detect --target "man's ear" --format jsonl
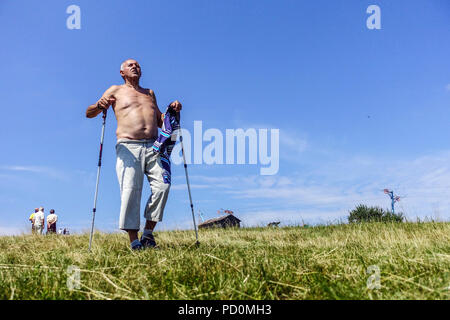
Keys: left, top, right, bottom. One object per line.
{"left": 120, "top": 70, "right": 125, "bottom": 77}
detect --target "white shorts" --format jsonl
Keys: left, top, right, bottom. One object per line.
{"left": 116, "top": 138, "right": 170, "bottom": 230}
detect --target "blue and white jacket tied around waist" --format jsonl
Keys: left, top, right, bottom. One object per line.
{"left": 152, "top": 107, "right": 180, "bottom": 184}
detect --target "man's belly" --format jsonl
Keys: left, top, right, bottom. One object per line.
{"left": 113, "top": 105, "right": 159, "bottom": 140}
{"left": 116, "top": 125, "right": 158, "bottom": 140}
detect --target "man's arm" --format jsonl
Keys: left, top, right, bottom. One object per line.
{"left": 149, "top": 89, "right": 182, "bottom": 127}
{"left": 149, "top": 89, "right": 164, "bottom": 128}
{"left": 86, "top": 85, "right": 118, "bottom": 118}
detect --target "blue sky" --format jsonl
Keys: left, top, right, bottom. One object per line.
{"left": 0, "top": 0, "right": 449, "bottom": 235}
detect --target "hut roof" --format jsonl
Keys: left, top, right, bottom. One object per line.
{"left": 198, "top": 214, "right": 241, "bottom": 227}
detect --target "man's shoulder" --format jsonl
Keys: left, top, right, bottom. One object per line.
{"left": 105, "top": 84, "right": 122, "bottom": 94}
{"left": 146, "top": 89, "right": 156, "bottom": 98}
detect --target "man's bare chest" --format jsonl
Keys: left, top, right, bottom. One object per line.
{"left": 114, "top": 89, "right": 156, "bottom": 111}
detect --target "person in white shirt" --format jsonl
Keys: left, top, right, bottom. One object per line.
{"left": 33, "top": 207, "right": 45, "bottom": 235}
{"left": 46, "top": 209, "right": 58, "bottom": 234}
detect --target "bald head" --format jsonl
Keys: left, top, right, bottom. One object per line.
{"left": 120, "top": 59, "right": 141, "bottom": 81}
{"left": 120, "top": 59, "right": 131, "bottom": 71}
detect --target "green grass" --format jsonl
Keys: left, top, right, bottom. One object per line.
{"left": 0, "top": 222, "right": 449, "bottom": 300}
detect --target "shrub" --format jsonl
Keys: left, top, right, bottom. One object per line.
{"left": 348, "top": 204, "right": 404, "bottom": 223}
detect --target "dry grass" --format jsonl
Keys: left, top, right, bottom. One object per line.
{"left": 0, "top": 222, "right": 449, "bottom": 300}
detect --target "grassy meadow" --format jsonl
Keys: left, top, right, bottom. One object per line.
{"left": 0, "top": 222, "right": 449, "bottom": 300}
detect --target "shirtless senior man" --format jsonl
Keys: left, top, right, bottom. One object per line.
{"left": 86, "top": 59, "right": 182, "bottom": 250}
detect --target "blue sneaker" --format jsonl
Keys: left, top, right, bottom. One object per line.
{"left": 131, "top": 241, "right": 143, "bottom": 251}
{"left": 140, "top": 233, "right": 158, "bottom": 249}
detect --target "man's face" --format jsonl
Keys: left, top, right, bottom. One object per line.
{"left": 120, "top": 60, "right": 141, "bottom": 80}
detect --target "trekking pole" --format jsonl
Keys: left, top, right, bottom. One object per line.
{"left": 89, "top": 110, "right": 107, "bottom": 252}
{"left": 177, "top": 113, "right": 199, "bottom": 246}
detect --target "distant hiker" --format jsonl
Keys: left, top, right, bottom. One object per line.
{"left": 86, "top": 59, "right": 182, "bottom": 250}
{"left": 46, "top": 209, "right": 58, "bottom": 234}
{"left": 58, "top": 228, "right": 63, "bottom": 235}
{"left": 29, "top": 208, "right": 38, "bottom": 233}
{"left": 33, "top": 207, "right": 45, "bottom": 235}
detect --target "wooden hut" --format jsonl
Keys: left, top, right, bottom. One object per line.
{"left": 198, "top": 214, "right": 241, "bottom": 229}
